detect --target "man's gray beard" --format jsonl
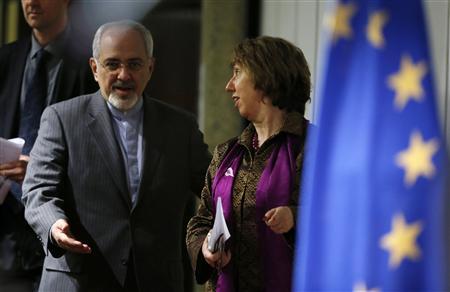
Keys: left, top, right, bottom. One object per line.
{"left": 108, "top": 92, "right": 139, "bottom": 112}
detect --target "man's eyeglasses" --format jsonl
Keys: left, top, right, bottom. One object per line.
{"left": 97, "top": 59, "right": 145, "bottom": 73}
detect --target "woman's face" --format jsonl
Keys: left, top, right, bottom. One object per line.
{"left": 225, "top": 63, "right": 265, "bottom": 121}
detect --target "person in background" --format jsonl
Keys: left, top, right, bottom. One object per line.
{"left": 22, "top": 20, "right": 211, "bottom": 291}
{"left": 0, "top": 0, "right": 97, "bottom": 290}
{"left": 186, "top": 36, "right": 311, "bottom": 291}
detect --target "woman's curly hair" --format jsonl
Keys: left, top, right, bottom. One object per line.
{"left": 232, "top": 36, "right": 311, "bottom": 114}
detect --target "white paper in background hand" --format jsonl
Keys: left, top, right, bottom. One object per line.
{"left": 0, "top": 137, "right": 25, "bottom": 204}
{"left": 0, "top": 137, "right": 24, "bottom": 164}
{"left": 208, "top": 197, "right": 231, "bottom": 252}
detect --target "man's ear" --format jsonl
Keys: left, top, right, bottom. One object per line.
{"left": 89, "top": 58, "right": 99, "bottom": 82}
{"left": 148, "top": 57, "right": 155, "bottom": 76}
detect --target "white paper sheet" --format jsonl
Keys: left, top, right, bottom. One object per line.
{"left": 207, "top": 197, "right": 231, "bottom": 252}
{"left": 0, "top": 137, "right": 24, "bottom": 164}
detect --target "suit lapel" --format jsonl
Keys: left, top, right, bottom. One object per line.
{"left": 87, "top": 92, "right": 131, "bottom": 208}
{"left": 134, "top": 98, "right": 163, "bottom": 208}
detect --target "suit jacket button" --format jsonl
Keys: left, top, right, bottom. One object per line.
{"left": 121, "top": 258, "right": 128, "bottom": 266}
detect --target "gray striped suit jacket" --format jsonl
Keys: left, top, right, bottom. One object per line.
{"left": 22, "top": 91, "right": 211, "bottom": 291}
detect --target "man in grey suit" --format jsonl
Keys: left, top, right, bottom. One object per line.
{"left": 22, "top": 20, "right": 211, "bottom": 291}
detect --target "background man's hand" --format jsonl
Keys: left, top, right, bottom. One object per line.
{"left": 51, "top": 219, "right": 92, "bottom": 254}
{"left": 0, "top": 155, "right": 29, "bottom": 183}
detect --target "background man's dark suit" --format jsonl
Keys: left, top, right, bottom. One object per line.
{"left": 0, "top": 35, "right": 96, "bottom": 139}
{"left": 0, "top": 34, "right": 97, "bottom": 282}
{"left": 22, "top": 92, "right": 211, "bottom": 291}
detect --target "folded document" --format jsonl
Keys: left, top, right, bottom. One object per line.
{"left": 207, "top": 196, "right": 231, "bottom": 253}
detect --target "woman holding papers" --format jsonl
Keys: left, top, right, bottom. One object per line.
{"left": 186, "top": 36, "right": 311, "bottom": 291}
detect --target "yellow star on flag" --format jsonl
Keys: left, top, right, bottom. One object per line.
{"left": 324, "top": 2, "right": 357, "bottom": 42}
{"left": 396, "top": 131, "right": 439, "bottom": 187}
{"left": 353, "top": 282, "right": 380, "bottom": 292}
{"left": 387, "top": 55, "right": 427, "bottom": 110}
{"left": 366, "top": 10, "right": 389, "bottom": 48}
{"left": 380, "top": 213, "right": 422, "bottom": 269}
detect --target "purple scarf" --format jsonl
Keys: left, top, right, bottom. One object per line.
{"left": 211, "top": 134, "right": 301, "bottom": 292}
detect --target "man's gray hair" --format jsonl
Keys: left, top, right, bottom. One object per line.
{"left": 92, "top": 20, "right": 153, "bottom": 59}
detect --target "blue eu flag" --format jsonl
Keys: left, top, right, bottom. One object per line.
{"left": 294, "top": 0, "right": 448, "bottom": 290}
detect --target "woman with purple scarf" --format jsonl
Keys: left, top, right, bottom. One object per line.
{"left": 186, "top": 36, "right": 311, "bottom": 292}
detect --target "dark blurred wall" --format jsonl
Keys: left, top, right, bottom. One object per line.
{"left": 142, "top": 2, "right": 201, "bottom": 115}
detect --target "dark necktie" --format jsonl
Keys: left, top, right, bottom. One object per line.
{"left": 19, "top": 49, "right": 50, "bottom": 155}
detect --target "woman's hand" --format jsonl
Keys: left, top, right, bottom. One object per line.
{"left": 201, "top": 231, "right": 231, "bottom": 269}
{"left": 263, "top": 206, "right": 294, "bottom": 234}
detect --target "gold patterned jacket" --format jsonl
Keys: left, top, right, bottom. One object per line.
{"left": 186, "top": 112, "right": 308, "bottom": 291}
